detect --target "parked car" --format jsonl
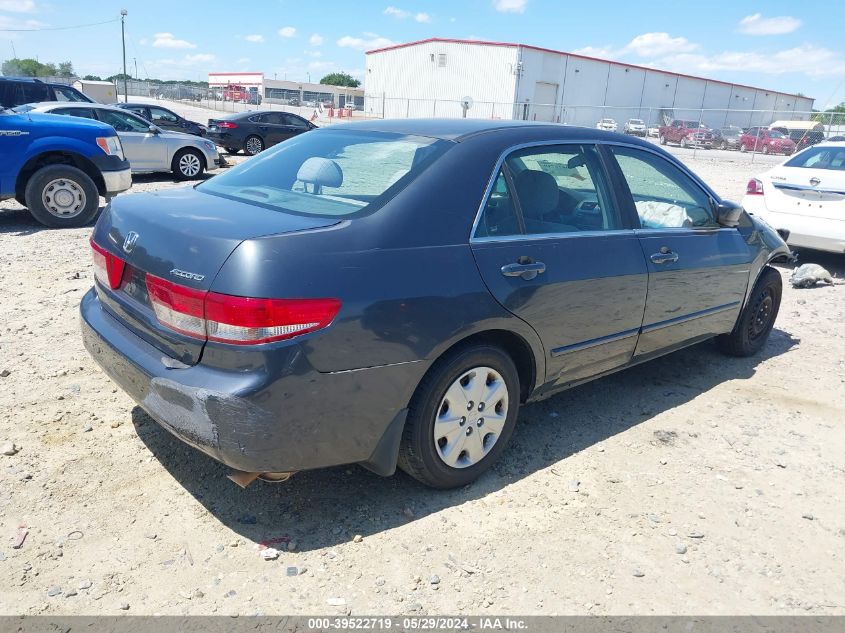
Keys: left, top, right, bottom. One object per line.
{"left": 740, "top": 127, "right": 796, "bottom": 155}
{"left": 647, "top": 123, "right": 661, "bottom": 138}
{"left": 207, "top": 110, "right": 316, "bottom": 155}
{"left": 81, "top": 119, "right": 790, "bottom": 490}
{"left": 17, "top": 102, "right": 223, "bottom": 180}
{"left": 743, "top": 141, "right": 845, "bottom": 253}
{"left": 826, "top": 136, "right": 845, "bottom": 142}
{"left": 770, "top": 127, "right": 826, "bottom": 152}
{"left": 117, "top": 102, "right": 207, "bottom": 136}
{"left": 596, "top": 118, "right": 617, "bottom": 132}
{"left": 623, "top": 118, "right": 647, "bottom": 136}
{"left": 659, "top": 120, "right": 714, "bottom": 148}
{"left": 0, "top": 76, "right": 94, "bottom": 109}
{"left": 713, "top": 126, "right": 744, "bottom": 151}
{"left": 1, "top": 105, "right": 130, "bottom": 227}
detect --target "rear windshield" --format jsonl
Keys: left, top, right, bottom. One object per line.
{"left": 197, "top": 129, "right": 450, "bottom": 218}
{"left": 784, "top": 146, "right": 845, "bottom": 170}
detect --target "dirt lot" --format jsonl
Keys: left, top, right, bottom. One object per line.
{"left": 1, "top": 140, "right": 844, "bottom": 616}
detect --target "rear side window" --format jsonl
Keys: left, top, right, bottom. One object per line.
{"left": 53, "top": 107, "right": 97, "bottom": 119}
{"left": 474, "top": 170, "right": 520, "bottom": 238}
{"left": 197, "top": 129, "right": 450, "bottom": 218}
{"left": 609, "top": 146, "right": 717, "bottom": 229}
{"left": 784, "top": 147, "right": 845, "bottom": 170}
{"left": 6, "top": 81, "right": 50, "bottom": 107}
{"left": 149, "top": 107, "right": 179, "bottom": 123}
{"left": 96, "top": 109, "right": 151, "bottom": 133}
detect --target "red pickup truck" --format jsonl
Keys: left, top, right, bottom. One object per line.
{"left": 659, "top": 120, "right": 715, "bottom": 149}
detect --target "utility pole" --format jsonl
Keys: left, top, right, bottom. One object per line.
{"left": 133, "top": 57, "right": 137, "bottom": 80}
{"left": 120, "top": 9, "right": 128, "bottom": 102}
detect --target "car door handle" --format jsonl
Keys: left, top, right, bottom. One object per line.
{"left": 501, "top": 261, "right": 546, "bottom": 280}
{"left": 650, "top": 251, "right": 679, "bottom": 264}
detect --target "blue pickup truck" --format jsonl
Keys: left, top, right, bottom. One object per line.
{"left": 1, "top": 107, "right": 131, "bottom": 227}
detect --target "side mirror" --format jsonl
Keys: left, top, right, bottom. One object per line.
{"left": 715, "top": 200, "right": 743, "bottom": 227}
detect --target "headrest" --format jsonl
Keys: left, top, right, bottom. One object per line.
{"left": 513, "top": 169, "right": 559, "bottom": 217}
{"left": 296, "top": 157, "right": 343, "bottom": 188}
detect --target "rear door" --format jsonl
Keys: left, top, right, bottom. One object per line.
{"left": 763, "top": 145, "right": 845, "bottom": 220}
{"left": 606, "top": 145, "right": 753, "bottom": 357}
{"left": 470, "top": 143, "right": 648, "bottom": 388}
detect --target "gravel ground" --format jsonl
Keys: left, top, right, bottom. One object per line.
{"left": 1, "top": 127, "right": 843, "bottom": 616}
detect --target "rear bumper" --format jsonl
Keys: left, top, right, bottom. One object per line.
{"left": 101, "top": 168, "right": 132, "bottom": 196}
{"left": 744, "top": 201, "right": 845, "bottom": 253}
{"left": 80, "top": 288, "right": 420, "bottom": 475}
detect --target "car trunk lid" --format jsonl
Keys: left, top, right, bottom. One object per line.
{"left": 91, "top": 187, "right": 340, "bottom": 365}
{"left": 764, "top": 165, "right": 845, "bottom": 221}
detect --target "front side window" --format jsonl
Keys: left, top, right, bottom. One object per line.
{"left": 96, "top": 109, "right": 152, "bottom": 133}
{"left": 150, "top": 107, "right": 178, "bottom": 123}
{"left": 609, "top": 146, "right": 717, "bottom": 229}
{"left": 785, "top": 147, "right": 845, "bottom": 170}
{"left": 282, "top": 113, "right": 308, "bottom": 128}
{"left": 52, "top": 85, "right": 89, "bottom": 102}
{"left": 53, "top": 107, "right": 97, "bottom": 119}
{"left": 197, "top": 129, "right": 450, "bottom": 218}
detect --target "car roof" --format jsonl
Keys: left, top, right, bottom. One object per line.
{"left": 23, "top": 101, "right": 124, "bottom": 112}
{"left": 319, "top": 118, "right": 657, "bottom": 142}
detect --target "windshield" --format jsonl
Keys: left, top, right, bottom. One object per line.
{"left": 629, "top": 119, "right": 644, "bottom": 125}
{"left": 197, "top": 129, "right": 451, "bottom": 218}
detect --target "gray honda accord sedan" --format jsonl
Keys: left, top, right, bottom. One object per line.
{"left": 81, "top": 119, "right": 791, "bottom": 489}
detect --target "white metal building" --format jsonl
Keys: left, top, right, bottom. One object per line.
{"left": 364, "top": 38, "right": 814, "bottom": 129}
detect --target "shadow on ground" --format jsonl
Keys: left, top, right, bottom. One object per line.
{"left": 0, "top": 204, "right": 106, "bottom": 236}
{"left": 132, "top": 329, "right": 799, "bottom": 551}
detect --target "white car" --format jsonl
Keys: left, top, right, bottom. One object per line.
{"left": 742, "top": 141, "right": 845, "bottom": 253}
{"left": 16, "top": 102, "right": 223, "bottom": 180}
{"left": 624, "top": 118, "right": 647, "bottom": 136}
{"left": 647, "top": 124, "right": 660, "bottom": 138}
{"left": 596, "top": 118, "right": 618, "bottom": 132}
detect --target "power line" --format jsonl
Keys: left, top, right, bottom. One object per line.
{"left": 0, "top": 17, "right": 119, "bottom": 32}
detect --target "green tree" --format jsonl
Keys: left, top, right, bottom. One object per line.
{"left": 319, "top": 72, "right": 360, "bottom": 88}
{"left": 107, "top": 72, "right": 132, "bottom": 82}
{"left": 57, "top": 61, "right": 75, "bottom": 77}
{"left": 811, "top": 102, "right": 845, "bottom": 126}
{"left": 82, "top": 74, "right": 103, "bottom": 81}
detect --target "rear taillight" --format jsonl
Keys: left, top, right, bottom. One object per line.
{"left": 746, "top": 178, "right": 764, "bottom": 196}
{"left": 145, "top": 274, "right": 340, "bottom": 345}
{"left": 90, "top": 238, "right": 126, "bottom": 289}
{"left": 217, "top": 121, "right": 238, "bottom": 129}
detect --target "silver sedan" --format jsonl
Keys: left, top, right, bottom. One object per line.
{"left": 17, "top": 102, "right": 223, "bottom": 180}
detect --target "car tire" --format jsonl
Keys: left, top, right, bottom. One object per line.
{"left": 244, "top": 135, "right": 264, "bottom": 156}
{"left": 24, "top": 164, "right": 100, "bottom": 228}
{"left": 717, "top": 267, "right": 782, "bottom": 358}
{"left": 659, "top": 134, "right": 666, "bottom": 145}
{"left": 172, "top": 148, "right": 205, "bottom": 180}
{"left": 225, "top": 147, "right": 239, "bottom": 155}
{"left": 740, "top": 143, "right": 748, "bottom": 153}
{"left": 720, "top": 141, "right": 728, "bottom": 150}
{"left": 762, "top": 145, "right": 770, "bottom": 155}
{"left": 680, "top": 137, "right": 689, "bottom": 149}
{"left": 398, "top": 344, "right": 520, "bottom": 489}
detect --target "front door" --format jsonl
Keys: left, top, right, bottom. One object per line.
{"left": 470, "top": 143, "right": 648, "bottom": 387}
{"left": 605, "top": 145, "right": 753, "bottom": 357}
{"left": 95, "top": 109, "right": 167, "bottom": 172}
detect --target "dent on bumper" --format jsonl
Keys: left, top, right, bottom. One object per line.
{"left": 80, "top": 289, "right": 421, "bottom": 474}
{"left": 102, "top": 168, "right": 132, "bottom": 195}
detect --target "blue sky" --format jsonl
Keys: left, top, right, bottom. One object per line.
{"left": 1, "top": 0, "right": 844, "bottom": 107}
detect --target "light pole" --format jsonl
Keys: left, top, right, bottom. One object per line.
{"left": 133, "top": 57, "right": 138, "bottom": 80}
{"left": 120, "top": 9, "right": 128, "bottom": 102}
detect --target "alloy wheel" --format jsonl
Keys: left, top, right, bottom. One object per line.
{"left": 178, "top": 153, "right": 202, "bottom": 178}
{"left": 432, "top": 366, "right": 508, "bottom": 469}
{"left": 245, "top": 136, "right": 264, "bottom": 155}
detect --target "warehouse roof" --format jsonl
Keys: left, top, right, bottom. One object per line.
{"left": 366, "top": 38, "right": 810, "bottom": 101}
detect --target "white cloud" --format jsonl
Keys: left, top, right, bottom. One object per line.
{"left": 0, "top": 14, "right": 42, "bottom": 29}
{"left": 244, "top": 34, "right": 264, "bottom": 43}
{"left": 309, "top": 33, "right": 324, "bottom": 46}
{"left": 152, "top": 32, "right": 196, "bottom": 49}
{"left": 384, "top": 6, "right": 409, "bottom": 18}
{"left": 278, "top": 26, "right": 296, "bottom": 38}
{"left": 183, "top": 53, "right": 215, "bottom": 65}
{"left": 415, "top": 12, "right": 431, "bottom": 23}
{"left": 493, "top": 0, "right": 527, "bottom": 13}
{"left": 305, "top": 49, "right": 322, "bottom": 58}
{"left": 739, "top": 13, "right": 802, "bottom": 36}
{"left": 571, "top": 45, "right": 618, "bottom": 59}
{"left": 0, "top": 0, "right": 36, "bottom": 12}
{"left": 624, "top": 32, "right": 698, "bottom": 57}
{"left": 337, "top": 34, "right": 396, "bottom": 50}
{"left": 659, "top": 45, "right": 845, "bottom": 78}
